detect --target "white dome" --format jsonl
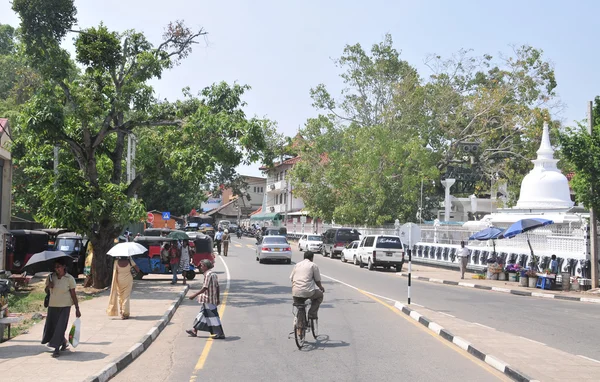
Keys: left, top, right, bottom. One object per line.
{"left": 515, "top": 122, "right": 574, "bottom": 210}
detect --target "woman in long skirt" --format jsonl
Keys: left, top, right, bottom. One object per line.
{"left": 180, "top": 240, "right": 191, "bottom": 285}
{"left": 107, "top": 257, "right": 141, "bottom": 319}
{"left": 42, "top": 258, "right": 81, "bottom": 357}
{"left": 186, "top": 260, "right": 225, "bottom": 339}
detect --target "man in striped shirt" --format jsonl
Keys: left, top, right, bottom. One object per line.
{"left": 186, "top": 260, "right": 225, "bottom": 339}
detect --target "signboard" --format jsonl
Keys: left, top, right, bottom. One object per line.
{"left": 162, "top": 212, "right": 171, "bottom": 220}
{"left": 147, "top": 212, "right": 154, "bottom": 224}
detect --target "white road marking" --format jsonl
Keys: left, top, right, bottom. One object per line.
{"left": 518, "top": 336, "right": 546, "bottom": 346}
{"left": 578, "top": 355, "right": 600, "bottom": 364}
{"left": 473, "top": 322, "right": 493, "bottom": 330}
{"left": 438, "top": 312, "right": 455, "bottom": 318}
{"left": 411, "top": 303, "right": 424, "bottom": 307}
{"left": 321, "top": 274, "right": 396, "bottom": 302}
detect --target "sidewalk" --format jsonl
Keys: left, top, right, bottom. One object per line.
{"left": 394, "top": 301, "right": 600, "bottom": 381}
{"left": 0, "top": 276, "right": 189, "bottom": 382}
{"left": 399, "top": 263, "right": 600, "bottom": 304}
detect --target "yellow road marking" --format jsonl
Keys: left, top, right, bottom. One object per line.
{"left": 328, "top": 278, "right": 508, "bottom": 381}
{"left": 234, "top": 244, "right": 241, "bottom": 248}
{"left": 189, "top": 256, "right": 231, "bottom": 381}
{"left": 246, "top": 244, "right": 254, "bottom": 249}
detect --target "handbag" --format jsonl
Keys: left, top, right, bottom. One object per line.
{"left": 44, "top": 274, "right": 52, "bottom": 308}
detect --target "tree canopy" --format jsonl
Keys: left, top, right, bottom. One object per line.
{"left": 292, "top": 34, "right": 561, "bottom": 225}
{"left": 10, "top": 0, "right": 275, "bottom": 287}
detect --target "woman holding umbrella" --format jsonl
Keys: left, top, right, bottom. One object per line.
{"left": 106, "top": 243, "right": 144, "bottom": 319}
{"left": 42, "top": 257, "right": 81, "bottom": 357}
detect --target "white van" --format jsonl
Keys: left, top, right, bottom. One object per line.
{"left": 357, "top": 235, "right": 406, "bottom": 271}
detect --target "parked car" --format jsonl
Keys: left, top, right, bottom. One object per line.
{"left": 298, "top": 234, "right": 323, "bottom": 252}
{"left": 321, "top": 228, "right": 361, "bottom": 258}
{"left": 357, "top": 235, "right": 406, "bottom": 271}
{"left": 256, "top": 236, "right": 292, "bottom": 264}
{"left": 341, "top": 240, "right": 361, "bottom": 263}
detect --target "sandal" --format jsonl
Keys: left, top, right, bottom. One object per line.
{"left": 60, "top": 341, "right": 69, "bottom": 351}
{"left": 186, "top": 329, "right": 197, "bottom": 337}
{"left": 52, "top": 349, "right": 60, "bottom": 357}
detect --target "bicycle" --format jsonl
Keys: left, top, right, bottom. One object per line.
{"left": 291, "top": 298, "right": 318, "bottom": 349}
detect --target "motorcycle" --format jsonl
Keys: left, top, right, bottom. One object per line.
{"left": 236, "top": 230, "right": 242, "bottom": 239}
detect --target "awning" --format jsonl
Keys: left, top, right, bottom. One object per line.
{"left": 287, "top": 210, "right": 310, "bottom": 216}
{"left": 250, "top": 213, "right": 282, "bottom": 221}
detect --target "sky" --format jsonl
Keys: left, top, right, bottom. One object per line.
{"left": 0, "top": 0, "right": 597, "bottom": 177}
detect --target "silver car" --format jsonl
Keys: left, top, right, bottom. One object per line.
{"left": 256, "top": 236, "right": 292, "bottom": 264}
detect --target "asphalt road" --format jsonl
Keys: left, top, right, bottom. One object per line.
{"left": 113, "top": 237, "right": 507, "bottom": 382}
{"left": 304, "top": 242, "right": 600, "bottom": 361}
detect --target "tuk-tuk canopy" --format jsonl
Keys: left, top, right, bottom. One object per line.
{"left": 143, "top": 228, "right": 173, "bottom": 237}
{"left": 57, "top": 232, "right": 82, "bottom": 239}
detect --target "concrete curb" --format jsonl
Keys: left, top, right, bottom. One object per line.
{"left": 84, "top": 284, "right": 190, "bottom": 382}
{"left": 398, "top": 273, "right": 600, "bottom": 304}
{"left": 393, "top": 301, "right": 537, "bottom": 382}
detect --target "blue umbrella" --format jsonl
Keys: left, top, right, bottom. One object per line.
{"left": 200, "top": 223, "right": 212, "bottom": 228}
{"left": 500, "top": 218, "right": 553, "bottom": 239}
{"left": 469, "top": 227, "right": 504, "bottom": 258}
{"left": 469, "top": 227, "right": 503, "bottom": 241}
{"left": 500, "top": 218, "right": 553, "bottom": 260}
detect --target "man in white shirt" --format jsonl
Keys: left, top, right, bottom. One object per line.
{"left": 458, "top": 241, "right": 470, "bottom": 279}
{"left": 290, "top": 252, "right": 325, "bottom": 319}
{"left": 214, "top": 228, "right": 224, "bottom": 256}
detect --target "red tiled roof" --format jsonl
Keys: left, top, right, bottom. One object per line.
{"left": 250, "top": 206, "right": 262, "bottom": 216}
{"left": 259, "top": 156, "right": 302, "bottom": 171}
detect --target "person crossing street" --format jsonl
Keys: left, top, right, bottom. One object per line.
{"left": 214, "top": 227, "right": 224, "bottom": 256}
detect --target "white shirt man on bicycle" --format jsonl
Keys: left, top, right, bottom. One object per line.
{"left": 290, "top": 251, "right": 325, "bottom": 319}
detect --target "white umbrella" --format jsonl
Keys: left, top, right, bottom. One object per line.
{"left": 107, "top": 242, "right": 148, "bottom": 257}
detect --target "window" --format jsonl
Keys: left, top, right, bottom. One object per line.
{"left": 376, "top": 236, "right": 403, "bottom": 249}
{"left": 253, "top": 187, "right": 256, "bottom": 193}
{"left": 260, "top": 187, "right": 263, "bottom": 193}
{"left": 364, "top": 236, "right": 375, "bottom": 247}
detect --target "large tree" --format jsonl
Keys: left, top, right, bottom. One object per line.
{"left": 293, "top": 35, "right": 560, "bottom": 225}
{"left": 558, "top": 97, "right": 600, "bottom": 216}
{"left": 12, "top": 0, "right": 272, "bottom": 287}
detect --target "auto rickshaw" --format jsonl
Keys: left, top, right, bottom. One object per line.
{"left": 191, "top": 234, "right": 214, "bottom": 270}
{"left": 55, "top": 232, "right": 87, "bottom": 277}
{"left": 131, "top": 236, "right": 197, "bottom": 280}
{"left": 6, "top": 230, "right": 49, "bottom": 273}
{"left": 143, "top": 228, "right": 172, "bottom": 237}
{"left": 40, "top": 228, "right": 70, "bottom": 249}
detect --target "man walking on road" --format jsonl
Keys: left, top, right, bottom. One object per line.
{"left": 214, "top": 227, "right": 224, "bottom": 256}
{"left": 222, "top": 229, "right": 230, "bottom": 256}
{"left": 458, "top": 241, "right": 470, "bottom": 279}
{"left": 290, "top": 252, "right": 325, "bottom": 320}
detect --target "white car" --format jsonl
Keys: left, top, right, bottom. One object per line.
{"left": 357, "top": 235, "right": 406, "bottom": 271}
{"left": 256, "top": 236, "right": 292, "bottom": 264}
{"left": 341, "top": 240, "right": 360, "bottom": 263}
{"left": 298, "top": 234, "right": 323, "bottom": 252}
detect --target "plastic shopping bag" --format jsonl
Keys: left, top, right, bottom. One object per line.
{"left": 68, "top": 318, "right": 81, "bottom": 348}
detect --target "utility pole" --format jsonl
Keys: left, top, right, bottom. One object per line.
{"left": 588, "top": 101, "right": 598, "bottom": 288}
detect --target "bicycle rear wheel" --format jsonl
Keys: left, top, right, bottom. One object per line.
{"left": 310, "top": 318, "right": 318, "bottom": 339}
{"left": 293, "top": 318, "right": 306, "bottom": 349}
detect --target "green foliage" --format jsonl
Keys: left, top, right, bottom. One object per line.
{"left": 558, "top": 97, "right": 600, "bottom": 214}
{"left": 294, "top": 35, "right": 560, "bottom": 225}
{"left": 10, "top": 1, "right": 271, "bottom": 288}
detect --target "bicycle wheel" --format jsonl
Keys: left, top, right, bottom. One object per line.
{"left": 293, "top": 317, "right": 306, "bottom": 349}
{"left": 310, "top": 318, "right": 318, "bottom": 339}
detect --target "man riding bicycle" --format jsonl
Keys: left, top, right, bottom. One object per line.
{"left": 290, "top": 251, "right": 324, "bottom": 320}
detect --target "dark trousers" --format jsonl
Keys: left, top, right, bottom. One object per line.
{"left": 215, "top": 240, "right": 222, "bottom": 255}
{"left": 293, "top": 289, "right": 323, "bottom": 320}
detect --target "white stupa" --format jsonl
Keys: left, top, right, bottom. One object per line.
{"left": 515, "top": 122, "right": 574, "bottom": 210}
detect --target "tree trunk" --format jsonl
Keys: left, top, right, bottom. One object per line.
{"left": 90, "top": 222, "right": 121, "bottom": 289}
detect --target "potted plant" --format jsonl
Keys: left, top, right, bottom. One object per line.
{"left": 506, "top": 264, "right": 521, "bottom": 282}
{"left": 526, "top": 269, "right": 538, "bottom": 288}
{"left": 519, "top": 269, "right": 528, "bottom": 287}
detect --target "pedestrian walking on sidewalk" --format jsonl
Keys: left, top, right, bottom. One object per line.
{"left": 458, "top": 241, "right": 470, "bottom": 279}
{"left": 107, "top": 257, "right": 141, "bottom": 319}
{"left": 42, "top": 258, "right": 81, "bottom": 357}
{"left": 222, "top": 229, "right": 230, "bottom": 256}
{"left": 186, "top": 260, "right": 225, "bottom": 339}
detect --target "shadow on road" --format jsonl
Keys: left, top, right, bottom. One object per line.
{"left": 302, "top": 335, "right": 350, "bottom": 351}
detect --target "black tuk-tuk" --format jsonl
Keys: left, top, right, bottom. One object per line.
{"left": 55, "top": 232, "right": 86, "bottom": 277}
{"left": 143, "top": 228, "right": 173, "bottom": 237}
{"left": 6, "top": 230, "right": 49, "bottom": 273}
